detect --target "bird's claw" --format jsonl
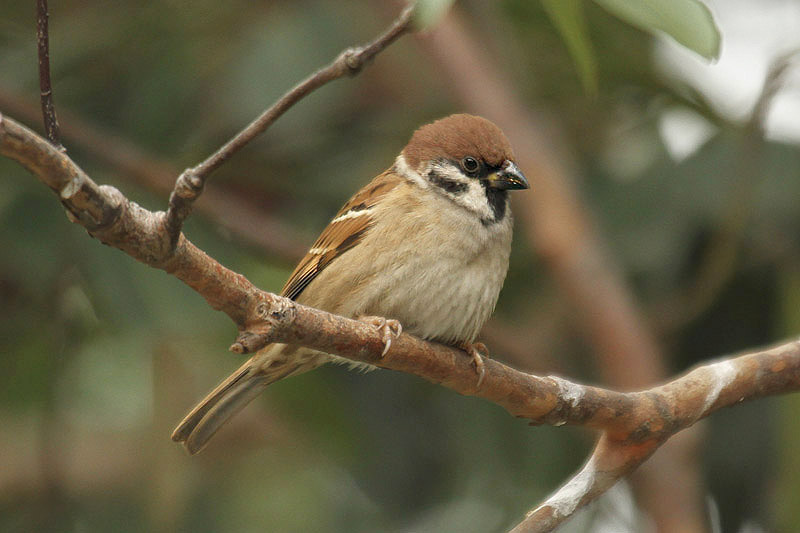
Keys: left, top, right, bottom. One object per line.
{"left": 359, "top": 316, "right": 403, "bottom": 357}
{"left": 459, "top": 341, "right": 489, "bottom": 389}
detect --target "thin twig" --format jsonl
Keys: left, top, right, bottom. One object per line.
{"left": 164, "top": 2, "right": 417, "bottom": 245}
{"left": 0, "top": 85, "right": 310, "bottom": 261}
{"left": 36, "top": 0, "right": 62, "bottom": 150}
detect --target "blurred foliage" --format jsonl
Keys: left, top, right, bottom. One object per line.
{"left": 595, "top": 0, "right": 721, "bottom": 60}
{"left": 1, "top": 1, "right": 799, "bottom": 532}
{"left": 542, "top": 0, "right": 720, "bottom": 95}
{"left": 414, "top": 0, "right": 456, "bottom": 29}
{"left": 541, "top": 0, "right": 598, "bottom": 95}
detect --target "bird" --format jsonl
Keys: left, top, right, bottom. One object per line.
{"left": 172, "top": 114, "right": 529, "bottom": 454}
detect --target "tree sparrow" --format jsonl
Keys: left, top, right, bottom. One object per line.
{"left": 172, "top": 114, "right": 529, "bottom": 453}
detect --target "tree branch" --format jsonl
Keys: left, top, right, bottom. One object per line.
{"left": 514, "top": 340, "right": 800, "bottom": 532}
{"left": 3, "top": 110, "right": 800, "bottom": 531}
{"left": 5, "top": 4, "right": 800, "bottom": 531}
{"left": 164, "top": 2, "right": 417, "bottom": 244}
{"left": 36, "top": 0, "right": 62, "bottom": 150}
{"left": 0, "top": 85, "right": 310, "bottom": 261}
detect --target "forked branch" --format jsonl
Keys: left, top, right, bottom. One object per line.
{"left": 164, "top": 3, "right": 416, "bottom": 243}
{"left": 4, "top": 2, "right": 800, "bottom": 531}
{"left": 2, "top": 112, "right": 800, "bottom": 531}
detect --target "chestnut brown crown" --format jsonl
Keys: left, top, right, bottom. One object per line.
{"left": 402, "top": 114, "right": 515, "bottom": 170}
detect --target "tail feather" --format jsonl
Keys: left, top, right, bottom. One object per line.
{"left": 171, "top": 360, "right": 252, "bottom": 443}
{"left": 182, "top": 374, "right": 270, "bottom": 454}
{"left": 172, "top": 357, "right": 303, "bottom": 454}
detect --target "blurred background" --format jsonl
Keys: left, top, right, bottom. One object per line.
{"left": 1, "top": 0, "right": 799, "bottom": 531}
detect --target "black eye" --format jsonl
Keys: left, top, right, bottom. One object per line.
{"left": 461, "top": 156, "right": 479, "bottom": 174}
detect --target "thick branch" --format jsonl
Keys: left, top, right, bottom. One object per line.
{"left": 512, "top": 435, "right": 660, "bottom": 533}
{"left": 0, "top": 114, "right": 256, "bottom": 324}
{"left": 234, "top": 297, "right": 800, "bottom": 441}
{"left": 164, "top": 2, "right": 417, "bottom": 243}
{"left": 514, "top": 342, "right": 800, "bottom": 532}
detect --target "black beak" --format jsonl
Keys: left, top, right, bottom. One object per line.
{"left": 486, "top": 160, "right": 529, "bottom": 190}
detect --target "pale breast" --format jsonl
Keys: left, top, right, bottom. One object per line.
{"left": 300, "top": 181, "right": 513, "bottom": 345}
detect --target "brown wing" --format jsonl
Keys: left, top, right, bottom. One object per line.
{"left": 281, "top": 169, "right": 402, "bottom": 301}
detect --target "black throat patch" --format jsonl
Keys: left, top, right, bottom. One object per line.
{"left": 481, "top": 186, "right": 507, "bottom": 225}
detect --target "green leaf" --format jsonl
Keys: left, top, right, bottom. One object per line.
{"left": 414, "top": 0, "right": 457, "bottom": 30}
{"left": 541, "top": 0, "right": 598, "bottom": 95}
{"left": 594, "top": 0, "right": 721, "bottom": 60}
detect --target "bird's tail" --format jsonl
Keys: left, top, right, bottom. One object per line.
{"left": 171, "top": 349, "right": 306, "bottom": 454}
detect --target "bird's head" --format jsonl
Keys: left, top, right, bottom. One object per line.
{"left": 398, "top": 114, "right": 529, "bottom": 224}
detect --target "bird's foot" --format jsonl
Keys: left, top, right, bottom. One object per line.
{"left": 359, "top": 316, "right": 403, "bottom": 357}
{"left": 458, "top": 341, "right": 489, "bottom": 389}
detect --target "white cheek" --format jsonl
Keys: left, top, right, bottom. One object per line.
{"left": 397, "top": 155, "right": 501, "bottom": 223}
{"left": 423, "top": 162, "right": 494, "bottom": 219}
{"left": 457, "top": 181, "right": 494, "bottom": 221}
{"left": 395, "top": 154, "right": 428, "bottom": 189}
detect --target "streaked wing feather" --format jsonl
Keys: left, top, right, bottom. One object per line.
{"left": 281, "top": 170, "right": 401, "bottom": 301}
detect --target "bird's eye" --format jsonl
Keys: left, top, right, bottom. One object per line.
{"left": 461, "top": 156, "right": 479, "bottom": 174}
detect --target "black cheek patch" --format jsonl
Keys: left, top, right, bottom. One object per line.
{"left": 427, "top": 169, "right": 468, "bottom": 194}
